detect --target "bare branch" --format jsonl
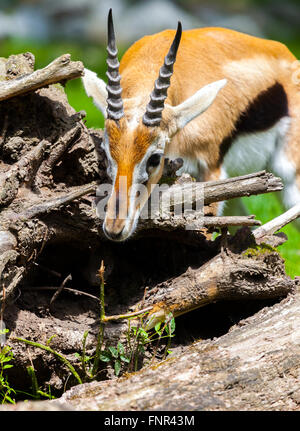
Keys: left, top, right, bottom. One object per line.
{"left": 3, "top": 182, "right": 97, "bottom": 223}
{"left": 0, "top": 54, "right": 84, "bottom": 102}
{"left": 139, "top": 215, "right": 261, "bottom": 232}
{"left": 0, "top": 140, "right": 48, "bottom": 206}
{"left": 159, "top": 171, "right": 283, "bottom": 211}
{"left": 135, "top": 241, "right": 295, "bottom": 329}
{"left": 254, "top": 202, "right": 300, "bottom": 240}
{"left": 35, "top": 124, "right": 82, "bottom": 187}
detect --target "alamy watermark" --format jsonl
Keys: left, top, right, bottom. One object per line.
{"left": 94, "top": 177, "right": 205, "bottom": 229}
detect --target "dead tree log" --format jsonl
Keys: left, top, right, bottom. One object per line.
{"left": 135, "top": 228, "right": 295, "bottom": 329}
{"left": 1, "top": 289, "right": 299, "bottom": 411}
{"left": 0, "top": 53, "right": 106, "bottom": 305}
{"left": 0, "top": 52, "right": 298, "bottom": 405}
{"left": 50, "top": 291, "right": 300, "bottom": 411}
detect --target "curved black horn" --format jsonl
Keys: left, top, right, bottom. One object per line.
{"left": 143, "top": 21, "right": 182, "bottom": 127}
{"left": 106, "top": 9, "right": 124, "bottom": 121}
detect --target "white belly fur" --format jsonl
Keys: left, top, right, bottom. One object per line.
{"left": 222, "top": 116, "right": 300, "bottom": 222}
{"left": 223, "top": 118, "right": 288, "bottom": 177}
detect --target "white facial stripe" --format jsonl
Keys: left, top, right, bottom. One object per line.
{"left": 133, "top": 144, "right": 164, "bottom": 184}
{"left": 125, "top": 144, "right": 163, "bottom": 220}
{"left": 116, "top": 143, "right": 164, "bottom": 238}
{"left": 102, "top": 130, "right": 117, "bottom": 181}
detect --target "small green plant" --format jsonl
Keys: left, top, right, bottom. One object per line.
{"left": 74, "top": 259, "right": 176, "bottom": 378}
{"left": 99, "top": 342, "right": 130, "bottom": 377}
{"left": 13, "top": 261, "right": 176, "bottom": 397}
{"left": 26, "top": 366, "right": 55, "bottom": 400}
{"left": 128, "top": 312, "right": 176, "bottom": 372}
{"left": 14, "top": 336, "right": 83, "bottom": 386}
{"left": 0, "top": 329, "right": 15, "bottom": 404}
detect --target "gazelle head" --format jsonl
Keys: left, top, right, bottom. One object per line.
{"left": 83, "top": 9, "right": 226, "bottom": 241}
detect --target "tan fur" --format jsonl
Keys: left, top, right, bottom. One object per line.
{"left": 106, "top": 119, "right": 157, "bottom": 192}
{"left": 102, "top": 27, "right": 300, "bottom": 239}
{"left": 117, "top": 27, "right": 298, "bottom": 170}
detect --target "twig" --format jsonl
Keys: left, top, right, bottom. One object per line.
{"left": 0, "top": 140, "right": 48, "bottom": 206}
{"left": 32, "top": 262, "right": 61, "bottom": 279}
{"left": 4, "top": 181, "right": 97, "bottom": 223}
{"left": 139, "top": 215, "right": 261, "bottom": 233}
{"left": 50, "top": 274, "right": 72, "bottom": 306}
{"left": 0, "top": 285, "right": 5, "bottom": 322}
{"left": 22, "top": 285, "right": 100, "bottom": 302}
{"left": 92, "top": 260, "right": 106, "bottom": 376}
{"left": 35, "top": 124, "right": 82, "bottom": 187}
{"left": 0, "top": 114, "right": 8, "bottom": 149}
{"left": 254, "top": 202, "right": 300, "bottom": 240}
{"left": 103, "top": 307, "right": 153, "bottom": 322}
{"left": 190, "top": 215, "right": 261, "bottom": 227}
{"left": 0, "top": 54, "right": 84, "bottom": 102}
{"left": 158, "top": 170, "right": 283, "bottom": 210}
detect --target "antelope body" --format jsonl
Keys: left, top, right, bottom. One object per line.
{"left": 83, "top": 10, "right": 300, "bottom": 241}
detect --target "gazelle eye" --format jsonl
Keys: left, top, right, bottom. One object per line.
{"left": 147, "top": 153, "right": 161, "bottom": 173}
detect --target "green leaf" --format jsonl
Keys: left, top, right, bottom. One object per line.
{"left": 166, "top": 317, "right": 176, "bottom": 335}
{"left": 3, "top": 364, "right": 13, "bottom": 370}
{"left": 114, "top": 359, "right": 121, "bottom": 376}
{"left": 138, "top": 328, "right": 150, "bottom": 342}
{"left": 108, "top": 346, "right": 118, "bottom": 359}
{"left": 120, "top": 355, "right": 130, "bottom": 363}
{"left": 154, "top": 322, "right": 162, "bottom": 334}
{"left": 117, "top": 342, "right": 124, "bottom": 355}
{"left": 2, "top": 394, "right": 15, "bottom": 404}
{"left": 46, "top": 334, "right": 57, "bottom": 346}
{"left": 0, "top": 329, "right": 9, "bottom": 335}
{"left": 131, "top": 327, "right": 137, "bottom": 336}
{"left": 1, "top": 357, "right": 11, "bottom": 363}
{"left": 138, "top": 345, "right": 145, "bottom": 354}
{"left": 170, "top": 318, "right": 176, "bottom": 334}
{"left": 99, "top": 351, "right": 111, "bottom": 362}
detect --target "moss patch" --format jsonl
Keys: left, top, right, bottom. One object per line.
{"left": 242, "top": 243, "right": 278, "bottom": 258}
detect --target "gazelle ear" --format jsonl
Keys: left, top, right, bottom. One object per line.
{"left": 171, "top": 79, "right": 227, "bottom": 130}
{"left": 82, "top": 68, "right": 107, "bottom": 118}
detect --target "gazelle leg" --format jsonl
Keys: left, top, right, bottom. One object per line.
{"left": 270, "top": 115, "right": 300, "bottom": 229}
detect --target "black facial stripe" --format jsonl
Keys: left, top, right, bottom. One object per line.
{"left": 147, "top": 153, "right": 161, "bottom": 170}
{"left": 115, "top": 196, "right": 120, "bottom": 217}
{"left": 218, "top": 82, "right": 289, "bottom": 165}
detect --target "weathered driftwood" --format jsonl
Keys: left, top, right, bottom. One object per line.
{"left": 1, "top": 222, "right": 295, "bottom": 396}
{"left": 0, "top": 54, "right": 84, "bottom": 101}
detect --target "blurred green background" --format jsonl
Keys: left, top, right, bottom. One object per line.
{"left": 0, "top": 0, "right": 299, "bottom": 277}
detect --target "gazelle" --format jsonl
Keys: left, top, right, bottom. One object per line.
{"left": 83, "top": 9, "right": 300, "bottom": 241}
